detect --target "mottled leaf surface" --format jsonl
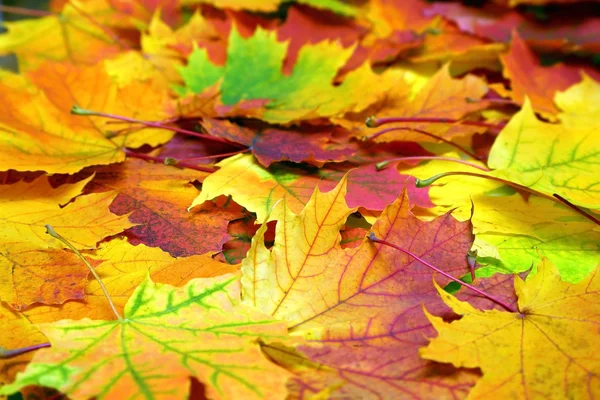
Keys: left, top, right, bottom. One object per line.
{"left": 1, "top": 275, "right": 293, "bottom": 400}
{"left": 242, "top": 179, "right": 479, "bottom": 398}
{"left": 422, "top": 259, "right": 600, "bottom": 400}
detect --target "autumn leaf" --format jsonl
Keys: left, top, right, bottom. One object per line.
{"left": 421, "top": 258, "right": 600, "bottom": 399}
{"left": 0, "top": 246, "right": 90, "bottom": 311}
{"left": 499, "top": 32, "right": 588, "bottom": 118}
{"left": 21, "top": 237, "right": 239, "bottom": 323}
{"left": 0, "top": 72, "right": 124, "bottom": 174}
{"left": 0, "top": 176, "right": 132, "bottom": 309}
{"left": 177, "top": 26, "right": 388, "bottom": 123}
{"left": 489, "top": 94, "right": 600, "bottom": 209}
{"left": 0, "top": 274, "right": 294, "bottom": 400}
{"left": 0, "top": 0, "right": 128, "bottom": 72}
{"left": 0, "top": 304, "right": 48, "bottom": 389}
{"left": 338, "top": 64, "right": 490, "bottom": 142}
{"left": 242, "top": 178, "right": 479, "bottom": 398}
{"left": 0, "top": 50, "right": 181, "bottom": 174}
{"left": 0, "top": 176, "right": 132, "bottom": 250}
{"left": 201, "top": 118, "right": 357, "bottom": 167}
{"left": 84, "top": 158, "right": 242, "bottom": 257}
{"left": 397, "top": 155, "right": 599, "bottom": 282}
{"left": 191, "top": 154, "right": 433, "bottom": 221}
{"left": 31, "top": 53, "right": 175, "bottom": 148}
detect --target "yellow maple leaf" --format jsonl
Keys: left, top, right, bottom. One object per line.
{"left": 0, "top": 0, "right": 128, "bottom": 72}
{"left": 489, "top": 94, "right": 600, "bottom": 210}
{"left": 19, "top": 237, "right": 238, "bottom": 322}
{"left": 0, "top": 304, "right": 48, "bottom": 389}
{"left": 0, "top": 53, "right": 175, "bottom": 174}
{"left": 338, "top": 64, "right": 490, "bottom": 142}
{"left": 0, "top": 176, "right": 132, "bottom": 309}
{"left": 421, "top": 258, "right": 600, "bottom": 399}
{"left": 0, "top": 176, "right": 132, "bottom": 250}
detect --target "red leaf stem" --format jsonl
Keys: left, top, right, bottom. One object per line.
{"left": 368, "top": 233, "right": 516, "bottom": 312}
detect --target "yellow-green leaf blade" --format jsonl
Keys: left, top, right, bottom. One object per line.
{"left": 489, "top": 97, "right": 600, "bottom": 209}
{"left": 1, "top": 274, "right": 293, "bottom": 400}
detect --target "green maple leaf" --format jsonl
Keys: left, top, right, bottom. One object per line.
{"left": 177, "top": 26, "right": 384, "bottom": 123}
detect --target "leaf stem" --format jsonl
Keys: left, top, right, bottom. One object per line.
{"left": 466, "top": 97, "right": 519, "bottom": 106}
{"left": 178, "top": 148, "right": 250, "bottom": 162}
{"left": 366, "top": 115, "right": 504, "bottom": 130}
{"left": 553, "top": 194, "right": 600, "bottom": 225}
{"left": 415, "top": 171, "right": 600, "bottom": 226}
{"left": 124, "top": 149, "right": 217, "bottom": 173}
{"left": 70, "top": 105, "right": 241, "bottom": 147}
{"left": 367, "top": 233, "right": 516, "bottom": 312}
{"left": 376, "top": 156, "right": 490, "bottom": 172}
{"left": 67, "top": 1, "right": 132, "bottom": 50}
{"left": 366, "top": 126, "right": 482, "bottom": 161}
{"left": 0, "top": 5, "right": 53, "bottom": 17}
{"left": 1, "top": 343, "right": 51, "bottom": 358}
{"left": 45, "top": 225, "right": 123, "bottom": 321}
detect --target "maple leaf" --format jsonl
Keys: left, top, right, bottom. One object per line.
{"left": 177, "top": 26, "right": 388, "bottom": 123}
{"left": 421, "top": 258, "right": 600, "bottom": 399}
{"left": 141, "top": 11, "right": 224, "bottom": 84}
{"left": 0, "top": 176, "right": 132, "bottom": 250}
{"left": 489, "top": 94, "right": 600, "bottom": 210}
{"left": 499, "top": 32, "right": 590, "bottom": 118}
{"left": 201, "top": 118, "right": 357, "bottom": 167}
{"left": 424, "top": 2, "right": 600, "bottom": 53}
{"left": 0, "top": 53, "right": 176, "bottom": 174}
{"left": 0, "top": 304, "right": 49, "bottom": 389}
{"left": 0, "top": 274, "right": 294, "bottom": 400}
{"left": 191, "top": 154, "right": 432, "bottom": 221}
{"left": 338, "top": 64, "right": 490, "bottom": 142}
{"left": 20, "top": 237, "right": 239, "bottom": 325}
{"left": 0, "top": 0, "right": 131, "bottom": 72}
{"left": 0, "top": 73, "right": 122, "bottom": 174}
{"left": 84, "top": 158, "right": 241, "bottom": 257}
{"left": 0, "top": 176, "right": 132, "bottom": 309}
{"left": 241, "top": 178, "right": 479, "bottom": 398}
{"left": 398, "top": 155, "right": 599, "bottom": 282}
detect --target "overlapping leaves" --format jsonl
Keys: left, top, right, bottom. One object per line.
{"left": 0, "top": 0, "right": 599, "bottom": 399}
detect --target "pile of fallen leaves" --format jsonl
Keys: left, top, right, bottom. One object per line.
{"left": 0, "top": 0, "right": 599, "bottom": 399}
